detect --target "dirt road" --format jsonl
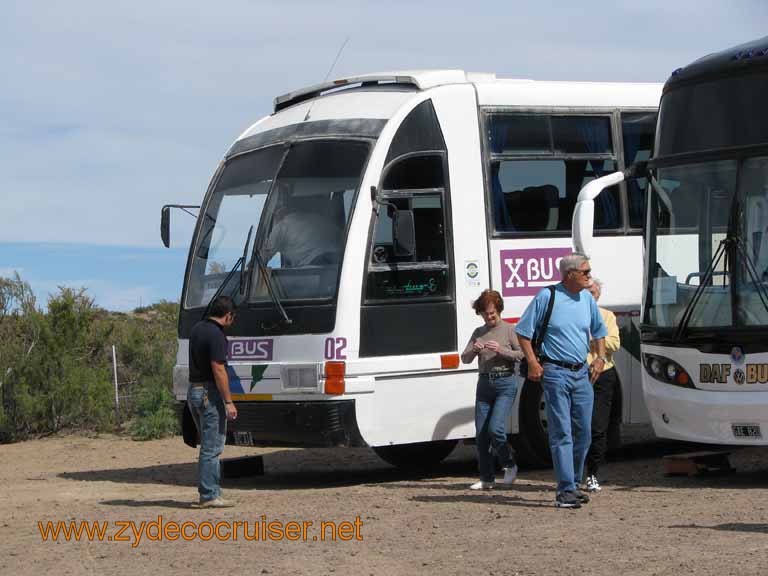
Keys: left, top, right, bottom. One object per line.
{"left": 2, "top": 432, "right": 768, "bottom": 576}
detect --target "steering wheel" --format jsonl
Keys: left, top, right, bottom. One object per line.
{"left": 372, "top": 245, "right": 389, "bottom": 263}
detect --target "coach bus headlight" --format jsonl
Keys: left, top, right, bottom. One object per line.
{"left": 643, "top": 353, "right": 694, "bottom": 388}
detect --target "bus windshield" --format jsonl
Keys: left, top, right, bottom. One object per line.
{"left": 185, "top": 140, "right": 370, "bottom": 309}
{"left": 645, "top": 156, "right": 768, "bottom": 330}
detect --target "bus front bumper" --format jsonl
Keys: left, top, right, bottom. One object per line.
{"left": 178, "top": 399, "right": 366, "bottom": 448}
{"left": 644, "top": 377, "right": 768, "bottom": 445}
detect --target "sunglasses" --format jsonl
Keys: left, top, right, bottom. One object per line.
{"left": 571, "top": 268, "right": 592, "bottom": 277}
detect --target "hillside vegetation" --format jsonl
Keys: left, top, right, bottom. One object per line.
{"left": 0, "top": 273, "right": 179, "bottom": 443}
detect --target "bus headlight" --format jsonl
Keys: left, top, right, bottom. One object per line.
{"left": 643, "top": 353, "right": 694, "bottom": 388}
{"left": 280, "top": 364, "right": 322, "bottom": 392}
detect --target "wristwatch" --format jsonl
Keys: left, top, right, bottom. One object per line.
{"left": 596, "top": 356, "right": 608, "bottom": 363}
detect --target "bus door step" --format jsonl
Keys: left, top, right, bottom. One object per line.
{"left": 222, "top": 455, "right": 265, "bottom": 478}
{"left": 662, "top": 450, "right": 734, "bottom": 476}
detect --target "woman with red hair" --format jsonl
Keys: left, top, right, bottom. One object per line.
{"left": 461, "top": 289, "right": 525, "bottom": 490}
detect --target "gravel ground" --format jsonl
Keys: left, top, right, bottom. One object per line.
{"left": 2, "top": 429, "right": 768, "bottom": 576}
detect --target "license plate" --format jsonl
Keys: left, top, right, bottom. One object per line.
{"left": 233, "top": 431, "right": 253, "bottom": 446}
{"left": 732, "top": 424, "right": 762, "bottom": 439}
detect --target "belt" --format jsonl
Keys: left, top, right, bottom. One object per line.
{"left": 485, "top": 368, "right": 515, "bottom": 378}
{"left": 189, "top": 382, "right": 208, "bottom": 388}
{"left": 541, "top": 357, "right": 585, "bottom": 371}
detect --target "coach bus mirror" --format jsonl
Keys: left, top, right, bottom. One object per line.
{"left": 161, "top": 203, "right": 201, "bottom": 249}
{"left": 571, "top": 171, "right": 627, "bottom": 257}
{"left": 624, "top": 161, "right": 648, "bottom": 181}
{"left": 393, "top": 209, "right": 416, "bottom": 257}
{"left": 370, "top": 185, "right": 377, "bottom": 201}
{"left": 161, "top": 205, "right": 171, "bottom": 248}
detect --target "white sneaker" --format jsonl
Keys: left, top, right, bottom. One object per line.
{"left": 501, "top": 465, "right": 518, "bottom": 486}
{"left": 194, "top": 496, "right": 235, "bottom": 509}
{"left": 469, "top": 480, "right": 494, "bottom": 490}
{"left": 585, "top": 475, "right": 601, "bottom": 492}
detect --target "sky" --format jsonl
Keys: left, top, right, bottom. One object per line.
{"left": 2, "top": 0, "right": 766, "bottom": 310}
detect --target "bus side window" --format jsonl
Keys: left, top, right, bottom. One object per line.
{"left": 494, "top": 158, "right": 620, "bottom": 233}
{"left": 487, "top": 114, "right": 620, "bottom": 234}
{"left": 366, "top": 153, "right": 450, "bottom": 301}
{"left": 370, "top": 194, "right": 446, "bottom": 265}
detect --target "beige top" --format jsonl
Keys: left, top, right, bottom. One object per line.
{"left": 586, "top": 307, "right": 621, "bottom": 371}
{"left": 461, "top": 321, "right": 525, "bottom": 374}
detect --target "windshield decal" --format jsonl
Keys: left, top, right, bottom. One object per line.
{"left": 324, "top": 337, "right": 348, "bottom": 360}
{"left": 226, "top": 366, "right": 245, "bottom": 393}
{"left": 228, "top": 338, "right": 274, "bottom": 361}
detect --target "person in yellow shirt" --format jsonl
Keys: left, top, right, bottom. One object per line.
{"left": 584, "top": 278, "right": 621, "bottom": 492}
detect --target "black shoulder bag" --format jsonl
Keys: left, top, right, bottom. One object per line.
{"left": 519, "top": 285, "right": 556, "bottom": 378}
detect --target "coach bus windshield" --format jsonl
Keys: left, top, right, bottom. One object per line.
{"left": 184, "top": 140, "right": 369, "bottom": 309}
{"left": 645, "top": 157, "right": 768, "bottom": 331}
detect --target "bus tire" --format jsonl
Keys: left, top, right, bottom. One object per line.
{"left": 514, "top": 379, "right": 552, "bottom": 468}
{"left": 373, "top": 440, "right": 458, "bottom": 470}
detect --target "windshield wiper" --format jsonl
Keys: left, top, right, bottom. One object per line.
{"left": 201, "top": 226, "right": 253, "bottom": 319}
{"left": 733, "top": 235, "right": 768, "bottom": 318}
{"left": 247, "top": 245, "right": 292, "bottom": 326}
{"left": 202, "top": 257, "right": 244, "bottom": 320}
{"left": 672, "top": 236, "right": 731, "bottom": 344}
{"left": 671, "top": 187, "right": 768, "bottom": 342}
{"left": 239, "top": 225, "right": 254, "bottom": 296}
{"left": 671, "top": 180, "right": 736, "bottom": 343}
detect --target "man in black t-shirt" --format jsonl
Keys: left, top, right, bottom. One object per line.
{"left": 187, "top": 296, "right": 238, "bottom": 508}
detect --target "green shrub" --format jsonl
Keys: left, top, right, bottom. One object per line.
{"left": 0, "top": 274, "right": 180, "bottom": 443}
{"left": 129, "top": 380, "right": 179, "bottom": 440}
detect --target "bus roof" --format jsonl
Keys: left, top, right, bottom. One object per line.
{"left": 235, "top": 71, "right": 662, "bottom": 147}
{"left": 273, "top": 69, "right": 662, "bottom": 113}
{"left": 664, "top": 36, "right": 768, "bottom": 93}
{"left": 273, "top": 70, "right": 496, "bottom": 112}
{"left": 474, "top": 78, "right": 661, "bottom": 109}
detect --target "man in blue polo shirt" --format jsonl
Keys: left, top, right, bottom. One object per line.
{"left": 516, "top": 253, "right": 607, "bottom": 509}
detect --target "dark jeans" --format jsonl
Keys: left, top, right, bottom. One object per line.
{"left": 475, "top": 374, "right": 519, "bottom": 482}
{"left": 586, "top": 367, "right": 620, "bottom": 478}
{"left": 187, "top": 383, "right": 226, "bottom": 502}
{"left": 542, "top": 363, "right": 593, "bottom": 494}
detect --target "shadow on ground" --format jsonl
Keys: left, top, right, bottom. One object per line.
{"left": 59, "top": 434, "right": 768, "bottom": 493}
{"left": 669, "top": 522, "right": 768, "bottom": 534}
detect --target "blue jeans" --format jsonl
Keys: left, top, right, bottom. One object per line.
{"left": 542, "top": 363, "right": 594, "bottom": 494}
{"left": 475, "top": 374, "right": 519, "bottom": 483}
{"left": 187, "top": 384, "right": 227, "bottom": 502}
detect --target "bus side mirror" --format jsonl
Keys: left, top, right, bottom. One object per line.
{"left": 571, "top": 171, "right": 628, "bottom": 257}
{"left": 160, "top": 204, "right": 200, "bottom": 248}
{"left": 393, "top": 209, "right": 416, "bottom": 257}
{"left": 572, "top": 201, "right": 595, "bottom": 257}
{"left": 161, "top": 205, "right": 171, "bottom": 248}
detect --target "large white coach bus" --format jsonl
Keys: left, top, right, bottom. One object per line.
{"left": 162, "top": 70, "right": 661, "bottom": 467}
{"left": 573, "top": 37, "right": 768, "bottom": 446}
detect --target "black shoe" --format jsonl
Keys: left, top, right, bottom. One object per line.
{"left": 573, "top": 489, "right": 590, "bottom": 504}
{"left": 555, "top": 491, "right": 582, "bottom": 509}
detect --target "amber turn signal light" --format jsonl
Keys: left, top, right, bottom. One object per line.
{"left": 324, "top": 361, "right": 345, "bottom": 395}
{"left": 440, "top": 354, "right": 460, "bottom": 369}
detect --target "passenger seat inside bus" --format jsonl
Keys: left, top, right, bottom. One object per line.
{"left": 504, "top": 184, "right": 559, "bottom": 231}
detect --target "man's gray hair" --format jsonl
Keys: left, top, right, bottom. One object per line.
{"left": 591, "top": 277, "right": 603, "bottom": 290}
{"left": 559, "top": 253, "right": 590, "bottom": 277}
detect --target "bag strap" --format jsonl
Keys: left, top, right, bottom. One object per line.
{"left": 533, "top": 285, "right": 556, "bottom": 351}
